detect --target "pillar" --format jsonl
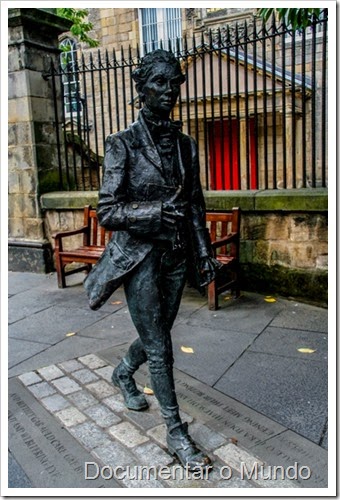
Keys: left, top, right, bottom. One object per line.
{"left": 8, "top": 8, "right": 72, "bottom": 272}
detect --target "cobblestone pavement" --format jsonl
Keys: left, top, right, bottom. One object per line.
{"left": 16, "top": 353, "right": 299, "bottom": 489}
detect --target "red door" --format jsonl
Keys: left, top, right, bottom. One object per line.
{"left": 209, "top": 119, "right": 257, "bottom": 190}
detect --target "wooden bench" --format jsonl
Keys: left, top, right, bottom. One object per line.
{"left": 53, "top": 205, "right": 112, "bottom": 288}
{"left": 53, "top": 206, "right": 241, "bottom": 305}
{"left": 206, "top": 208, "right": 241, "bottom": 310}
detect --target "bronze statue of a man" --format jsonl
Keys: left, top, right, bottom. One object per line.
{"left": 85, "top": 49, "right": 219, "bottom": 471}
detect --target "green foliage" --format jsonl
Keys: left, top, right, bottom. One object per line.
{"left": 57, "top": 8, "right": 99, "bottom": 47}
{"left": 257, "top": 8, "right": 323, "bottom": 30}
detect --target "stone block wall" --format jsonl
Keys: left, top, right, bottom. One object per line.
{"left": 87, "top": 8, "right": 139, "bottom": 52}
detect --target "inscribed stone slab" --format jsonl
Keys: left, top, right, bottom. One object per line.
{"left": 8, "top": 378, "right": 119, "bottom": 488}
{"left": 250, "top": 430, "right": 328, "bottom": 488}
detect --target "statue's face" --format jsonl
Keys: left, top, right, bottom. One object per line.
{"left": 141, "top": 62, "right": 182, "bottom": 118}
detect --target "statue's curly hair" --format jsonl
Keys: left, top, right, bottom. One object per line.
{"left": 132, "top": 49, "right": 185, "bottom": 98}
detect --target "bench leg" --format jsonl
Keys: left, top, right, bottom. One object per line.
{"left": 55, "top": 258, "right": 66, "bottom": 288}
{"left": 208, "top": 281, "right": 219, "bottom": 310}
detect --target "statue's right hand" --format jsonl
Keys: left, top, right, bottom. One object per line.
{"left": 162, "top": 200, "right": 188, "bottom": 225}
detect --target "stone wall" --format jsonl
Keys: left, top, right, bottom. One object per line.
{"left": 40, "top": 189, "right": 328, "bottom": 305}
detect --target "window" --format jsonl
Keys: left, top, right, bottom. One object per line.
{"left": 139, "top": 8, "right": 182, "bottom": 54}
{"left": 59, "top": 38, "right": 82, "bottom": 118}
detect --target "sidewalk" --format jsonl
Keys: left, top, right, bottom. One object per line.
{"left": 7, "top": 271, "right": 328, "bottom": 490}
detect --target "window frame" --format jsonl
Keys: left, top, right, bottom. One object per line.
{"left": 59, "top": 38, "right": 83, "bottom": 119}
{"left": 138, "top": 8, "right": 182, "bottom": 55}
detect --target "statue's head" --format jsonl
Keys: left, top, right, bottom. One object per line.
{"left": 132, "top": 49, "right": 185, "bottom": 118}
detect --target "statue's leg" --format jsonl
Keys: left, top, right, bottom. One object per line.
{"left": 124, "top": 247, "right": 212, "bottom": 471}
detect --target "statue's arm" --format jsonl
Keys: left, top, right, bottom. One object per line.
{"left": 97, "top": 134, "right": 162, "bottom": 235}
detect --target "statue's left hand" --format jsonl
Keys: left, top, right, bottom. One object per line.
{"left": 199, "top": 256, "right": 223, "bottom": 287}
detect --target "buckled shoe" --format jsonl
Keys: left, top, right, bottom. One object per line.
{"left": 111, "top": 362, "right": 149, "bottom": 411}
{"left": 167, "top": 422, "right": 212, "bottom": 471}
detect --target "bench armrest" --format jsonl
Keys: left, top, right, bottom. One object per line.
{"left": 53, "top": 226, "right": 88, "bottom": 240}
{"left": 211, "top": 232, "right": 238, "bottom": 249}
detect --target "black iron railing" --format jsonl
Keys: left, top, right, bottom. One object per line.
{"left": 48, "top": 13, "right": 328, "bottom": 191}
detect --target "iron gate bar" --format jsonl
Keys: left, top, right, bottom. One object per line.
{"left": 291, "top": 29, "right": 297, "bottom": 188}
{"left": 97, "top": 50, "right": 106, "bottom": 155}
{"left": 244, "top": 20, "right": 250, "bottom": 189}
{"left": 271, "top": 15, "right": 277, "bottom": 189}
{"left": 235, "top": 23, "right": 241, "bottom": 189}
{"left": 321, "top": 15, "right": 327, "bottom": 187}
{"left": 281, "top": 20, "right": 287, "bottom": 189}
{"left": 311, "top": 18, "right": 317, "bottom": 187}
{"left": 184, "top": 35, "right": 191, "bottom": 137}
{"left": 252, "top": 17, "right": 259, "bottom": 189}
{"left": 218, "top": 29, "right": 225, "bottom": 189}
{"left": 192, "top": 34, "right": 199, "bottom": 147}
{"left": 200, "top": 33, "right": 209, "bottom": 191}
{"left": 261, "top": 18, "right": 268, "bottom": 189}
{"left": 208, "top": 31, "right": 215, "bottom": 190}
{"left": 89, "top": 52, "right": 100, "bottom": 189}
{"left": 226, "top": 26, "right": 233, "bottom": 190}
{"left": 105, "top": 50, "right": 113, "bottom": 135}
{"left": 301, "top": 29, "right": 307, "bottom": 188}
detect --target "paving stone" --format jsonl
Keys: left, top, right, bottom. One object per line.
{"left": 161, "top": 464, "right": 214, "bottom": 488}
{"left": 252, "top": 466, "right": 299, "bottom": 488}
{"left": 67, "top": 390, "right": 99, "bottom": 410}
{"left": 94, "top": 365, "right": 114, "bottom": 382}
{"left": 84, "top": 404, "right": 121, "bottom": 427}
{"left": 55, "top": 406, "right": 87, "bottom": 427}
{"left": 179, "top": 410, "right": 194, "bottom": 424}
{"left": 271, "top": 303, "right": 328, "bottom": 333}
{"left": 214, "top": 351, "right": 327, "bottom": 445}
{"left": 8, "top": 451, "right": 32, "bottom": 488}
{"left": 125, "top": 407, "right": 164, "bottom": 431}
{"left": 51, "top": 376, "right": 81, "bottom": 395}
{"left": 86, "top": 380, "right": 117, "bottom": 399}
{"left": 92, "top": 441, "right": 136, "bottom": 468}
{"left": 9, "top": 336, "right": 116, "bottom": 379}
{"left": 103, "top": 394, "right": 127, "bottom": 413}
{"left": 189, "top": 422, "right": 227, "bottom": 451}
{"left": 214, "top": 443, "right": 264, "bottom": 470}
{"left": 249, "top": 326, "right": 327, "bottom": 361}
{"left": 69, "top": 421, "right": 112, "bottom": 450}
{"left": 40, "top": 393, "right": 71, "bottom": 412}
{"left": 132, "top": 441, "right": 173, "bottom": 467}
{"left": 9, "top": 338, "right": 51, "bottom": 369}
{"left": 71, "top": 368, "right": 100, "bottom": 384}
{"left": 209, "top": 467, "right": 255, "bottom": 488}
{"left": 9, "top": 305, "right": 108, "bottom": 344}
{"left": 250, "top": 429, "right": 328, "bottom": 488}
{"left": 27, "top": 381, "right": 56, "bottom": 399}
{"left": 108, "top": 421, "right": 149, "bottom": 448}
{"left": 18, "top": 371, "right": 42, "bottom": 386}
{"left": 146, "top": 423, "right": 167, "bottom": 448}
{"left": 58, "top": 359, "right": 85, "bottom": 372}
{"left": 172, "top": 323, "right": 257, "bottom": 386}
{"left": 78, "top": 354, "right": 107, "bottom": 369}
{"left": 120, "top": 473, "right": 164, "bottom": 488}
{"left": 37, "top": 364, "right": 64, "bottom": 381}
